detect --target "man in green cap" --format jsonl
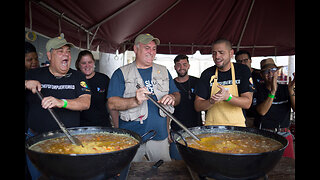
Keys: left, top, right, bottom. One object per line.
{"left": 108, "top": 33, "right": 180, "bottom": 162}
{"left": 25, "top": 33, "right": 91, "bottom": 179}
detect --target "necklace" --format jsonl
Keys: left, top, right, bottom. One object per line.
{"left": 176, "top": 78, "right": 192, "bottom": 100}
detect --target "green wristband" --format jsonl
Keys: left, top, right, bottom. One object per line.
{"left": 62, "top": 99, "right": 68, "bottom": 108}
{"left": 225, "top": 94, "right": 232, "bottom": 102}
{"left": 268, "top": 93, "right": 275, "bottom": 99}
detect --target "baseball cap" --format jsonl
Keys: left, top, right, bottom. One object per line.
{"left": 46, "top": 33, "right": 74, "bottom": 52}
{"left": 134, "top": 33, "right": 160, "bottom": 45}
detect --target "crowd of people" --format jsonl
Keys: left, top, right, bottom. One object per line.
{"left": 25, "top": 33, "right": 295, "bottom": 180}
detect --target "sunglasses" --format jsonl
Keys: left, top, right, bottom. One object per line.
{"left": 262, "top": 67, "right": 278, "bottom": 74}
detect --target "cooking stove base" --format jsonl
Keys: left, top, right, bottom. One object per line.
{"left": 186, "top": 165, "right": 269, "bottom": 180}
{"left": 39, "top": 175, "right": 120, "bottom": 180}
{"left": 197, "top": 174, "right": 268, "bottom": 180}
{"left": 38, "top": 162, "right": 130, "bottom": 180}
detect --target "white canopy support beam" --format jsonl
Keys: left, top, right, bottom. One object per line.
{"left": 123, "top": 41, "right": 277, "bottom": 54}
{"left": 124, "top": 42, "right": 276, "bottom": 49}
{"left": 32, "top": 0, "right": 93, "bottom": 36}
{"left": 87, "top": 32, "right": 90, "bottom": 49}
{"left": 236, "top": 0, "right": 255, "bottom": 52}
{"left": 88, "top": 26, "right": 100, "bottom": 49}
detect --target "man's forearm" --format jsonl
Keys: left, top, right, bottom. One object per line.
{"left": 108, "top": 96, "right": 140, "bottom": 111}
{"left": 64, "top": 94, "right": 91, "bottom": 111}
{"left": 194, "top": 96, "right": 213, "bottom": 112}
{"left": 226, "top": 92, "right": 252, "bottom": 109}
{"left": 256, "top": 97, "right": 274, "bottom": 116}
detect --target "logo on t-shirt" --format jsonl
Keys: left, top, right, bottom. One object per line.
{"left": 145, "top": 80, "right": 154, "bottom": 93}
{"left": 80, "top": 81, "right": 88, "bottom": 88}
{"left": 80, "top": 81, "right": 90, "bottom": 92}
{"left": 97, "top": 87, "right": 105, "bottom": 93}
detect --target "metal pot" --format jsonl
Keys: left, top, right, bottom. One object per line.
{"left": 172, "top": 125, "right": 288, "bottom": 180}
{"left": 25, "top": 126, "right": 155, "bottom": 180}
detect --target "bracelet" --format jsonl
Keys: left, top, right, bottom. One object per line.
{"left": 225, "top": 94, "right": 232, "bottom": 102}
{"left": 62, "top": 99, "right": 68, "bottom": 108}
{"left": 268, "top": 93, "right": 275, "bottom": 98}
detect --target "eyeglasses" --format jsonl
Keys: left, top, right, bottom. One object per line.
{"left": 262, "top": 67, "right": 278, "bottom": 74}
{"left": 236, "top": 59, "right": 249, "bottom": 63}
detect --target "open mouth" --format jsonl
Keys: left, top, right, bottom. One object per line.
{"left": 215, "top": 59, "right": 223, "bottom": 65}
{"left": 62, "top": 59, "right": 69, "bottom": 66}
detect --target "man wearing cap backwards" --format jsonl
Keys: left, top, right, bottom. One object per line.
{"left": 255, "top": 58, "right": 295, "bottom": 158}
{"left": 25, "top": 33, "right": 91, "bottom": 179}
{"left": 108, "top": 33, "right": 180, "bottom": 162}
{"left": 194, "top": 38, "right": 253, "bottom": 126}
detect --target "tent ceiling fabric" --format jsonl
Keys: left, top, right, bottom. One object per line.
{"left": 25, "top": 0, "right": 294, "bottom": 56}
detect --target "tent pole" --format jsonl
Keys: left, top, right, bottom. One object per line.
{"left": 89, "top": 26, "right": 100, "bottom": 48}
{"left": 33, "top": 0, "right": 92, "bottom": 35}
{"left": 123, "top": 42, "right": 275, "bottom": 49}
{"left": 236, "top": 0, "right": 255, "bottom": 52}
{"left": 87, "top": 32, "right": 90, "bottom": 49}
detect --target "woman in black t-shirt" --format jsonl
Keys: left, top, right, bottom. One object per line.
{"left": 75, "top": 50, "right": 116, "bottom": 127}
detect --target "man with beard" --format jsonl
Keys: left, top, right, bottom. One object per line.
{"left": 169, "top": 54, "right": 202, "bottom": 160}
{"left": 194, "top": 39, "right": 253, "bottom": 126}
{"left": 172, "top": 54, "right": 202, "bottom": 130}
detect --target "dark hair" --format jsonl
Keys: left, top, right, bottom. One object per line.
{"left": 174, "top": 54, "right": 189, "bottom": 64}
{"left": 212, "top": 38, "right": 232, "bottom": 50}
{"left": 25, "top": 41, "right": 37, "bottom": 54}
{"left": 75, "top": 50, "right": 95, "bottom": 70}
{"left": 235, "top": 50, "right": 252, "bottom": 60}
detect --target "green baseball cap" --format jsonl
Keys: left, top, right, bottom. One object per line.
{"left": 46, "top": 33, "right": 74, "bottom": 52}
{"left": 134, "top": 33, "right": 160, "bottom": 45}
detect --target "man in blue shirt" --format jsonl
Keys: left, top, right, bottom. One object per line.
{"left": 107, "top": 33, "right": 180, "bottom": 162}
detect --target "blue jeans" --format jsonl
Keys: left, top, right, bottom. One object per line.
{"left": 26, "top": 129, "right": 42, "bottom": 180}
{"left": 169, "top": 142, "right": 182, "bottom": 160}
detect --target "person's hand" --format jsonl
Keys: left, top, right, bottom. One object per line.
{"left": 270, "top": 70, "right": 279, "bottom": 94}
{"left": 25, "top": 80, "right": 41, "bottom": 94}
{"left": 210, "top": 85, "right": 229, "bottom": 103}
{"left": 158, "top": 94, "right": 175, "bottom": 106}
{"left": 41, "top": 96, "right": 64, "bottom": 109}
{"left": 168, "top": 131, "right": 173, "bottom": 143}
{"left": 288, "top": 72, "right": 295, "bottom": 95}
{"left": 135, "top": 87, "right": 151, "bottom": 105}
